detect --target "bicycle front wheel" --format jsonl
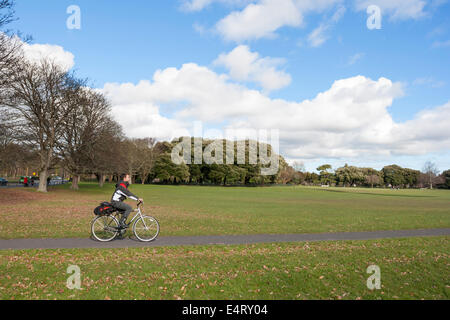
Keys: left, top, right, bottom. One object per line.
{"left": 133, "top": 216, "right": 160, "bottom": 242}
{"left": 91, "top": 215, "right": 120, "bottom": 242}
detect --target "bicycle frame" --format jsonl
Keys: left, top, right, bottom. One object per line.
{"left": 112, "top": 202, "right": 146, "bottom": 228}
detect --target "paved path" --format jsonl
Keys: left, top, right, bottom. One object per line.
{"left": 0, "top": 228, "right": 449, "bottom": 250}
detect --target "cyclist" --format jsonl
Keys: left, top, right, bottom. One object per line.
{"left": 111, "top": 174, "right": 143, "bottom": 230}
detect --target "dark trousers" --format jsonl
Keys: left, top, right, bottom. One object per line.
{"left": 111, "top": 201, "right": 132, "bottom": 222}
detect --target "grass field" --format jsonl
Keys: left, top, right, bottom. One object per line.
{"left": 0, "top": 183, "right": 449, "bottom": 239}
{"left": 0, "top": 236, "right": 448, "bottom": 300}
{"left": 1, "top": 184, "right": 449, "bottom": 300}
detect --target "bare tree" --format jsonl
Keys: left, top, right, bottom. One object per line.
{"left": 90, "top": 119, "right": 125, "bottom": 187}
{"left": 135, "top": 138, "right": 161, "bottom": 184}
{"left": 0, "top": 0, "right": 16, "bottom": 29}
{"left": 423, "top": 161, "right": 439, "bottom": 189}
{"left": 0, "top": 0, "right": 28, "bottom": 98}
{"left": 4, "top": 59, "right": 83, "bottom": 192}
{"left": 58, "top": 88, "right": 115, "bottom": 190}
{"left": 278, "top": 166, "right": 295, "bottom": 184}
{"left": 292, "top": 161, "right": 305, "bottom": 173}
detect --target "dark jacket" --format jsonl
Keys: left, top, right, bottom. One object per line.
{"left": 111, "top": 181, "right": 139, "bottom": 202}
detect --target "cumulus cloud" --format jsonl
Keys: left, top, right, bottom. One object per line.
{"left": 21, "top": 42, "right": 75, "bottom": 71}
{"left": 213, "top": 45, "right": 291, "bottom": 92}
{"left": 100, "top": 62, "right": 450, "bottom": 162}
{"left": 107, "top": 101, "right": 190, "bottom": 141}
{"left": 216, "top": 0, "right": 302, "bottom": 41}
{"left": 215, "top": 0, "right": 341, "bottom": 41}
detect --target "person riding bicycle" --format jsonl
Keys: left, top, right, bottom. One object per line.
{"left": 111, "top": 174, "right": 143, "bottom": 230}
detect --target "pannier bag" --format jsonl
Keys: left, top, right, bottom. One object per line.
{"left": 94, "top": 202, "right": 115, "bottom": 216}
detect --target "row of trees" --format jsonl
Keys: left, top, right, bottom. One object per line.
{"left": 278, "top": 162, "right": 450, "bottom": 189}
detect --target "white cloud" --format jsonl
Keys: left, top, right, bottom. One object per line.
{"left": 308, "top": 6, "right": 346, "bottom": 47}
{"left": 308, "top": 24, "right": 329, "bottom": 47}
{"left": 216, "top": 0, "right": 302, "bottom": 41}
{"left": 193, "top": 22, "right": 207, "bottom": 35}
{"left": 182, "top": 0, "right": 215, "bottom": 11}
{"left": 181, "top": 0, "right": 253, "bottom": 12}
{"left": 413, "top": 77, "right": 445, "bottom": 88}
{"left": 108, "top": 101, "right": 190, "bottom": 141}
{"left": 21, "top": 42, "right": 75, "bottom": 71}
{"left": 432, "top": 39, "right": 450, "bottom": 48}
{"left": 215, "top": 0, "right": 341, "bottom": 42}
{"left": 213, "top": 45, "right": 291, "bottom": 92}
{"left": 348, "top": 52, "right": 364, "bottom": 65}
{"left": 354, "top": 0, "right": 428, "bottom": 20}
{"left": 100, "top": 62, "right": 450, "bottom": 162}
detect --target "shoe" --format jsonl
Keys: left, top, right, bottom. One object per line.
{"left": 116, "top": 233, "right": 125, "bottom": 240}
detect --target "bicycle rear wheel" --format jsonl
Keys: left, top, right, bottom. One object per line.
{"left": 91, "top": 215, "right": 119, "bottom": 242}
{"left": 133, "top": 216, "right": 160, "bottom": 242}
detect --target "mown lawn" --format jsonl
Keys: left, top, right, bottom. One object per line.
{"left": 1, "top": 183, "right": 449, "bottom": 239}
{"left": 0, "top": 236, "right": 448, "bottom": 300}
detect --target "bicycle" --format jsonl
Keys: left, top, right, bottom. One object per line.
{"left": 91, "top": 201, "right": 160, "bottom": 242}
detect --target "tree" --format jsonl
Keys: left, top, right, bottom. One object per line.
{"left": 442, "top": 170, "right": 450, "bottom": 189}
{"left": 151, "top": 141, "right": 190, "bottom": 184}
{"left": 382, "top": 165, "right": 405, "bottom": 187}
{"left": 362, "top": 168, "right": 383, "bottom": 188}
{"left": 279, "top": 166, "right": 296, "bottom": 184}
{"left": 292, "top": 161, "right": 305, "bottom": 173}
{"left": 91, "top": 120, "right": 125, "bottom": 186}
{"left": 304, "top": 172, "right": 320, "bottom": 185}
{"left": 365, "top": 174, "right": 381, "bottom": 188}
{"left": 4, "top": 59, "right": 83, "bottom": 192}
{"left": 0, "top": 0, "right": 15, "bottom": 28}
{"left": 58, "top": 88, "right": 117, "bottom": 189}
{"left": 422, "top": 161, "right": 439, "bottom": 189}
{"left": 133, "top": 138, "right": 161, "bottom": 184}
{"left": 317, "top": 164, "right": 334, "bottom": 185}
{"left": 335, "top": 164, "right": 365, "bottom": 187}
{"left": 0, "top": 0, "right": 24, "bottom": 102}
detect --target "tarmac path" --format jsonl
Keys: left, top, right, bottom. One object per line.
{"left": 0, "top": 228, "right": 448, "bottom": 250}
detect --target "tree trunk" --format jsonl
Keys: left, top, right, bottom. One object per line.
{"left": 98, "top": 173, "right": 105, "bottom": 187}
{"left": 38, "top": 169, "right": 48, "bottom": 193}
{"left": 71, "top": 175, "right": 80, "bottom": 190}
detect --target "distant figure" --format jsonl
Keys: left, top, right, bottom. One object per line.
{"left": 23, "top": 176, "right": 28, "bottom": 187}
{"left": 47, "top": 176, "right": 51, "bottom": 186}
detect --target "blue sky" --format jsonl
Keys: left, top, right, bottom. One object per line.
{"left": 10, "top": 0, "right": 450, "bottom": 172}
